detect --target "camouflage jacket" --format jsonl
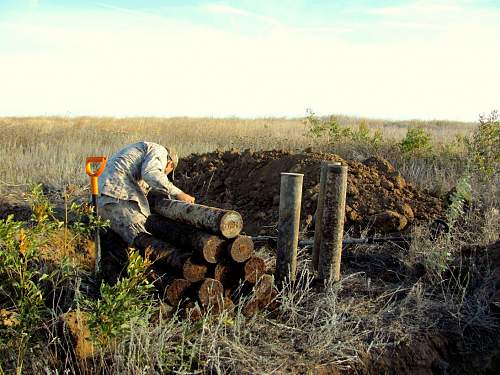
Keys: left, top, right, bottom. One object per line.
{"left": 98, "top": 141, "right": 183, "bottom": 216}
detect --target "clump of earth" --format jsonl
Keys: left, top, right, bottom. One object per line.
{"left": 176, "top": 149, "right": 444, "bottom": 236}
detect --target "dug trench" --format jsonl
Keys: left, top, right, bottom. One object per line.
{"left": 1, "top": 150, "right": 498, "bottom": 374}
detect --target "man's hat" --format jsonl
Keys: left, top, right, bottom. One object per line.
{"left": 165, "top": 146, "right": 178, "bottom": 181}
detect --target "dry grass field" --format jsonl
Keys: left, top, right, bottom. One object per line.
{"left": 0, "top": 114, "right": 498, "bottom": 374}
{"left": 0, "top": 115, "right": 476, "bottom": 192}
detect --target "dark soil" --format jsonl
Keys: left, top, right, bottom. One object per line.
{"left": 176, "top": 149, "right": 444, "bottom": 236}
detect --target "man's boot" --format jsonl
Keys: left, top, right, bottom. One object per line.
{"left": 133, "top": 232, "right": 191, "bottom": 271}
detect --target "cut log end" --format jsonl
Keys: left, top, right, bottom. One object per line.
{"left": 220, "top": 211, "right": 244, "bottom": 239}
{"left": 182, "top": 258, "right": 208, "bottom": 283}
{"left": 197, "top": 278, "right": 224, "bottom": 307}
{"left": 243, "top": 256, "right": 267, "bottom": 284}
{"left": 228, "top": 235, "right": 254, "bottom": 263}
{"left": 202, "top": 237, "right": 226, "bottom": 264}
{"left": 242, "top": 274, "right": 277, "bottom": 317}
{"left": 165, "top": 279, "right": 191, "bottom": 306}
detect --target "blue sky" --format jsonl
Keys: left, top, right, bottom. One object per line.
{"left": 1, "top": 0, "right": 499, "bottom": 120}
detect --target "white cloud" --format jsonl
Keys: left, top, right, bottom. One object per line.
{"left": 203, "top": 3, "right": 251, "bottom": 17}
{"left": 201, "top": 3, "right": 280, "bottom": 27}
{"left": 369, "top": 1, "right": 465, "bottom": 16}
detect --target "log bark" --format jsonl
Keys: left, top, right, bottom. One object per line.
{"left": 149, "top": 196, "right": 243, "bottom": 238}
{"left": 197, "top": 278, "right": 224, "bottom": 307}
{"left": 243, "top": 256, "right": 267, "bottom": 284}
{"left": 275, "top": 173, "right": 303, "bottom": 285}
{"left": 165, "top": 279, "right": 191, "bottom": 306}
{"left": 312, "top": 162, "right": 340, "bottom": 271}
{"left": 182, "top": 258, "right": 208, "bottom": 283}
{"left": 317, "top": 165, "right": 347, "bottom": 282}
{"left": 145, "top": 215, "right": 226, "bottom": 263}
{"left": 132, "top": 233, "right": 189, "bottom": 273}
{"left": 214, "top": 260, "right": 241, "bottom": 287}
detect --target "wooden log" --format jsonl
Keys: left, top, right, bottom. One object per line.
{"left": 317, "top": 164, "right": 348, "bottom": 282}
{"left": 215, "top": 254, "right": 265, "bottom": 288}
{"left": 243, "top": 256, "right": 266, "bottom": 284}
{"left": 132, "top": 233, "right": 189, "bottom": 273}
{"left": 197, "top": 278, "right": 224, "bottom": 307}
{"left": 209, "top": 296, "right": 236, "bottom": 315}
{"left": 312, "top": 162, "right": 340, "bottom": 271}
{"left": 149, "top": 196, "right": 243, "bottom": 238}
{"left": 275, "top": 173, "right": 303, "bottom": 286}
{"left": 182, "top": 301, "right": 203, "bottom": 321}
{"left": 214, "top": 261, "right": 237, "bottom": 287}
{"left": 182, "top": 258, "right": 208, "bottom": 283}
{"left": 228, "top": 235, "right": 254, "bottom": 263}
{"left": 242, "top": 274, "right": 275, "bottom": 316}
{"left": 242, "top": 298, "right": 261, "bottom": 317}
{"left": 145, "top": 215, "right": 226, "bottom": 263}
{"left": 165, "top": 279, "right": 191, "bottom": 306}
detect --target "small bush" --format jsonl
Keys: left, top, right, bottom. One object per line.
{"left": 399, "top": 127, "right": 433, "bottom": 156}
{"left": 467, "top": 111, "right": 500, "bottom": 176}
{"left": 305, "top": 110, "right": 382, "bottom": 147}
{"left": 79, "top": 250, "right": 156, "bottom": 347}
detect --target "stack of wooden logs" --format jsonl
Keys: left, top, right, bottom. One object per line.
{"left": 144, "top": 195, "right": 277, "bottom": 318}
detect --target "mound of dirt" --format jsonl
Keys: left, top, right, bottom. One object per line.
{"left": 176, "top": 150, "right": 444, "bottom": 236}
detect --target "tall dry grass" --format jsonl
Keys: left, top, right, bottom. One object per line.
{"left": 0, "top": 115, "right": 475, "bottom": 193}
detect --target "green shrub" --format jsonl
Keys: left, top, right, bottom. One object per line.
{"left": 446, "top": 174, "right": 472, "bottom": 230}
{"left": 304, "top": 110, "right": 381, "bottom": 146}
{"left": 0, "top": 212, "right": 62, "bottom": 372}
{"left": 467, "top": 111, "right": 500, "bottom": 176}
{"left": 79, "top": 250, "right": 156, "bottom": 347}
{"left": 399, "top": 127, "right": 433, "bottom": 156}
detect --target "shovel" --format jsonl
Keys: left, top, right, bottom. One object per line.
{"left": 85, "top": 156, "right": 107, "bottom": 276}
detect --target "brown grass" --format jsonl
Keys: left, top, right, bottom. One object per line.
{"left": 0, "top": 115, "right": 475, "bottom": 192}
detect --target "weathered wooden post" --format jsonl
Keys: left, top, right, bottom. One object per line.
{"left": 317, "top": 164, "right": 348, "bottom": 282}
{"left": 312, "top": 161, "right": 341, "bottom": 271}
{"left": 275, "top": 172, "right": 304, "bottom": 285}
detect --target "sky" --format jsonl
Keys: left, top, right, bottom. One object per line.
{"left": 0, "top": 0, "right": 499, "bottom": 121}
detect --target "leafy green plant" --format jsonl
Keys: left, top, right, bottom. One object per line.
{"left": 351, "top": 121, "right": 383, "bottom": 148}
{"left": 79, "top": 250, "right": 156, "bottom": 347}
{"left": 304, "top": 108, "right": 328, "bottom": 138}
{"left": 304, "top": 108, "right": 350, "bottom": 141}
{"left": 70, "top": 201, "right": 109, "bottom": 238}
{"left": 27, "top": 184, "right": 61, "bottom": 229}
{"left": 0, "top": 214, "right": 53, "bottom": 373}
{"left": 399, "top": 127, "right": 433, "bottom": 156}
{"left": 446, "top": 174, "right": 472, "bottom": 230}
{"left": 467, "top": 111, "right": 500, "bottom": 176}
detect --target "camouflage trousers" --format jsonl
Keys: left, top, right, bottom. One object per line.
{"left": 98, "top": 195, "right": 148, "bottom": 245}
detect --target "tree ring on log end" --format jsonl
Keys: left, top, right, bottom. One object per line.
{"left": 228, "top": 235, "right": 254, "bottom": 263}
{"left": 220, "top": 211, "right": 243, "bottom": 238}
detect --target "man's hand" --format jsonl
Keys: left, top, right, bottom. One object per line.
{"left": 176, "top": 192, "right": 195, "bottom": 204}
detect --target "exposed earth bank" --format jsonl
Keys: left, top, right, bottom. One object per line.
{"left": 176, "top": 149, "right": 444, "bottom": 236}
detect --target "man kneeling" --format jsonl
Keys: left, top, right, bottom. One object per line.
{"left": 98, "top": 141, "right": 195, "bottom": 269}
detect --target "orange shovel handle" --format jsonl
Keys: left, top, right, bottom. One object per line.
{"left": 85, "top": 156, "right": 107, "bottom": 195}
